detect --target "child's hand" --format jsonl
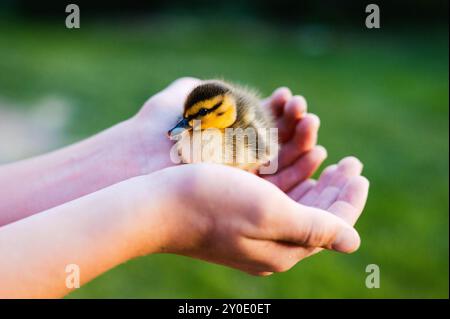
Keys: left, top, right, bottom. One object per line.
{"left": 146, "top": 163, "right": 365, "bottom": 276}
{"left": 0, "top": 159, "right": 368, "bottom": 297}
{"left": 0, "top": 77, "right": 326, "bottom": 225}
{"left": 130, "top": 77, "right": 324, "bottom": 180}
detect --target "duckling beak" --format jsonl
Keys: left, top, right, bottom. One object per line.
{"left": 167, "top": 118, "right": 191, "bottom": 138}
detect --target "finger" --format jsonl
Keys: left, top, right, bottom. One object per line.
{"left": 299, "top": 164, "right": 337, "bottom": 206}
{"left": 327, "top": 176, "right": 370, "bottom": 225}
{"left": 298, "top": 189, "right": 319, "bottom": 206}
{"left": 312, "top": 158, "right": 363, "bottom": 209}
{"left": 265, "top": 146, "right": 327, "bottom": 192}
{"left": 330, "top": 157, "right": 364, "bottom": 188}
{"left": 277, "top": 96, "right": 307, "bottom": 143}
{"left": 262, "top": 87, "right": 292, "bottom": 117}
{"left": 299, "top": 176, "right": 368, "bottom": 260}
{"left": 278, "top": 114, "right": 320, "bottom": 169}
{"left": 300, "top": 157, "right": 363, "bottom": 206}
{"left": 315, "top": 186, "right": 341, "bottom": 210}
{"left": 313, "top": 164, "right": 338, "bottom": 194}
{"left": 297, "top": 164, "right": 337, "bottom": 206}
{"left": 288, "top": 179, "right": 316, "bottom": 201}
{"left": 264, "top": 203, "right": 361, "bottom": 253}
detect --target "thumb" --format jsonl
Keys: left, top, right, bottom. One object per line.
{"left": 269, "top": 201, "right": 361, "bottom": 253}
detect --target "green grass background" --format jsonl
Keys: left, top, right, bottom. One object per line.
{"left": 0, "top": 16, "right": 448, "bottom": 298}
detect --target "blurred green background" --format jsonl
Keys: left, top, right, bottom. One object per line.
{"left": 0, "top": 1, "right": 448, "bottom": 298}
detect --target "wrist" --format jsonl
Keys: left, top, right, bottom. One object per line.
{"left": 82, "top": 121, "right": 178, "bottom": 257}
{"left": 101, "top": 118, "right": 150, "bottom": 178}
{"left": 128, "top": 171, "right": 179, "bottom": 257}
{"left": 137, "top": 166, "right": 216, "bottom": 256}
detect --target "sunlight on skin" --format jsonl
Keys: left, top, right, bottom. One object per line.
{"left": 0, "top": 76, "right": 368, "bottom": 230}
{"left": 131, "top": 77, "right": 370, "bottom": 276}
{"left": 0, "top": 77, "right": 369, "bottom": 295}
{"left": 0, "top": 163, "right": 364, "bottom": 297}
{"left": 135, "top": 77, "right": 326, "bottom": 183}
{"left": 141, "top": 77, "right": 368, "bottom": 217}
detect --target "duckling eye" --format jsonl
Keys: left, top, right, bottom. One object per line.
{"left": 198, "top": 108, "right": 208, "bottom": 116}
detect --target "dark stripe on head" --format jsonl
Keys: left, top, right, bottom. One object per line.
{"left": 186, "top": 101, "right": 223, "bottom": 121}
{"left": 185, "top": 82, "right": 230, "bottom": 111}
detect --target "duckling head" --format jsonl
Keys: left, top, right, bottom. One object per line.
{"left": 168, "top": 82, "right": 237, "bottom": 137}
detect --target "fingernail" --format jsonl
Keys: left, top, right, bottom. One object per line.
{"left": 332, "top": 227, "right": 361, "bottom": 253}
{"left": 308, "top": 114, "right": 320, "bottom": 128}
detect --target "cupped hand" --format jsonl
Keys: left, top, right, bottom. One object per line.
{"left": 147, "top": 163, "right": 365, "bottom": 276}
{"left": 130, "top": 77, "right": 325, "bottom": 183}
{"left": 133, "top": 78, "right": 369, "bottom": 275}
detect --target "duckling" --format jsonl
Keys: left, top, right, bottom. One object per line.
{"left": 167, "top": 79, "right": 279, "bottom": 171}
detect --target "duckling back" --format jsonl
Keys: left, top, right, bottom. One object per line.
{"left": 225, "top": 84, "right": 277, "bottom": 170}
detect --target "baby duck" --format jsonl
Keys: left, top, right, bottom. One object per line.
{"left": 168, "top": 80, "right": 279, "bottom": 171}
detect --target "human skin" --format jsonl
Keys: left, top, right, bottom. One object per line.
{"left": 0, "top": 77, "right": 369, "bottom": 297}
{"left": 0, "top": 77, "right": 326, "bottom": 226}
{"left": 0, "top": 162, "right": 367, "bottom": 298}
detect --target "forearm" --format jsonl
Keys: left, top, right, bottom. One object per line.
{"left": 0, "top": 119, "right": 147, "bottom": 226}
{"left": 0, "top": 174, "right": 165, "bottom": 298}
